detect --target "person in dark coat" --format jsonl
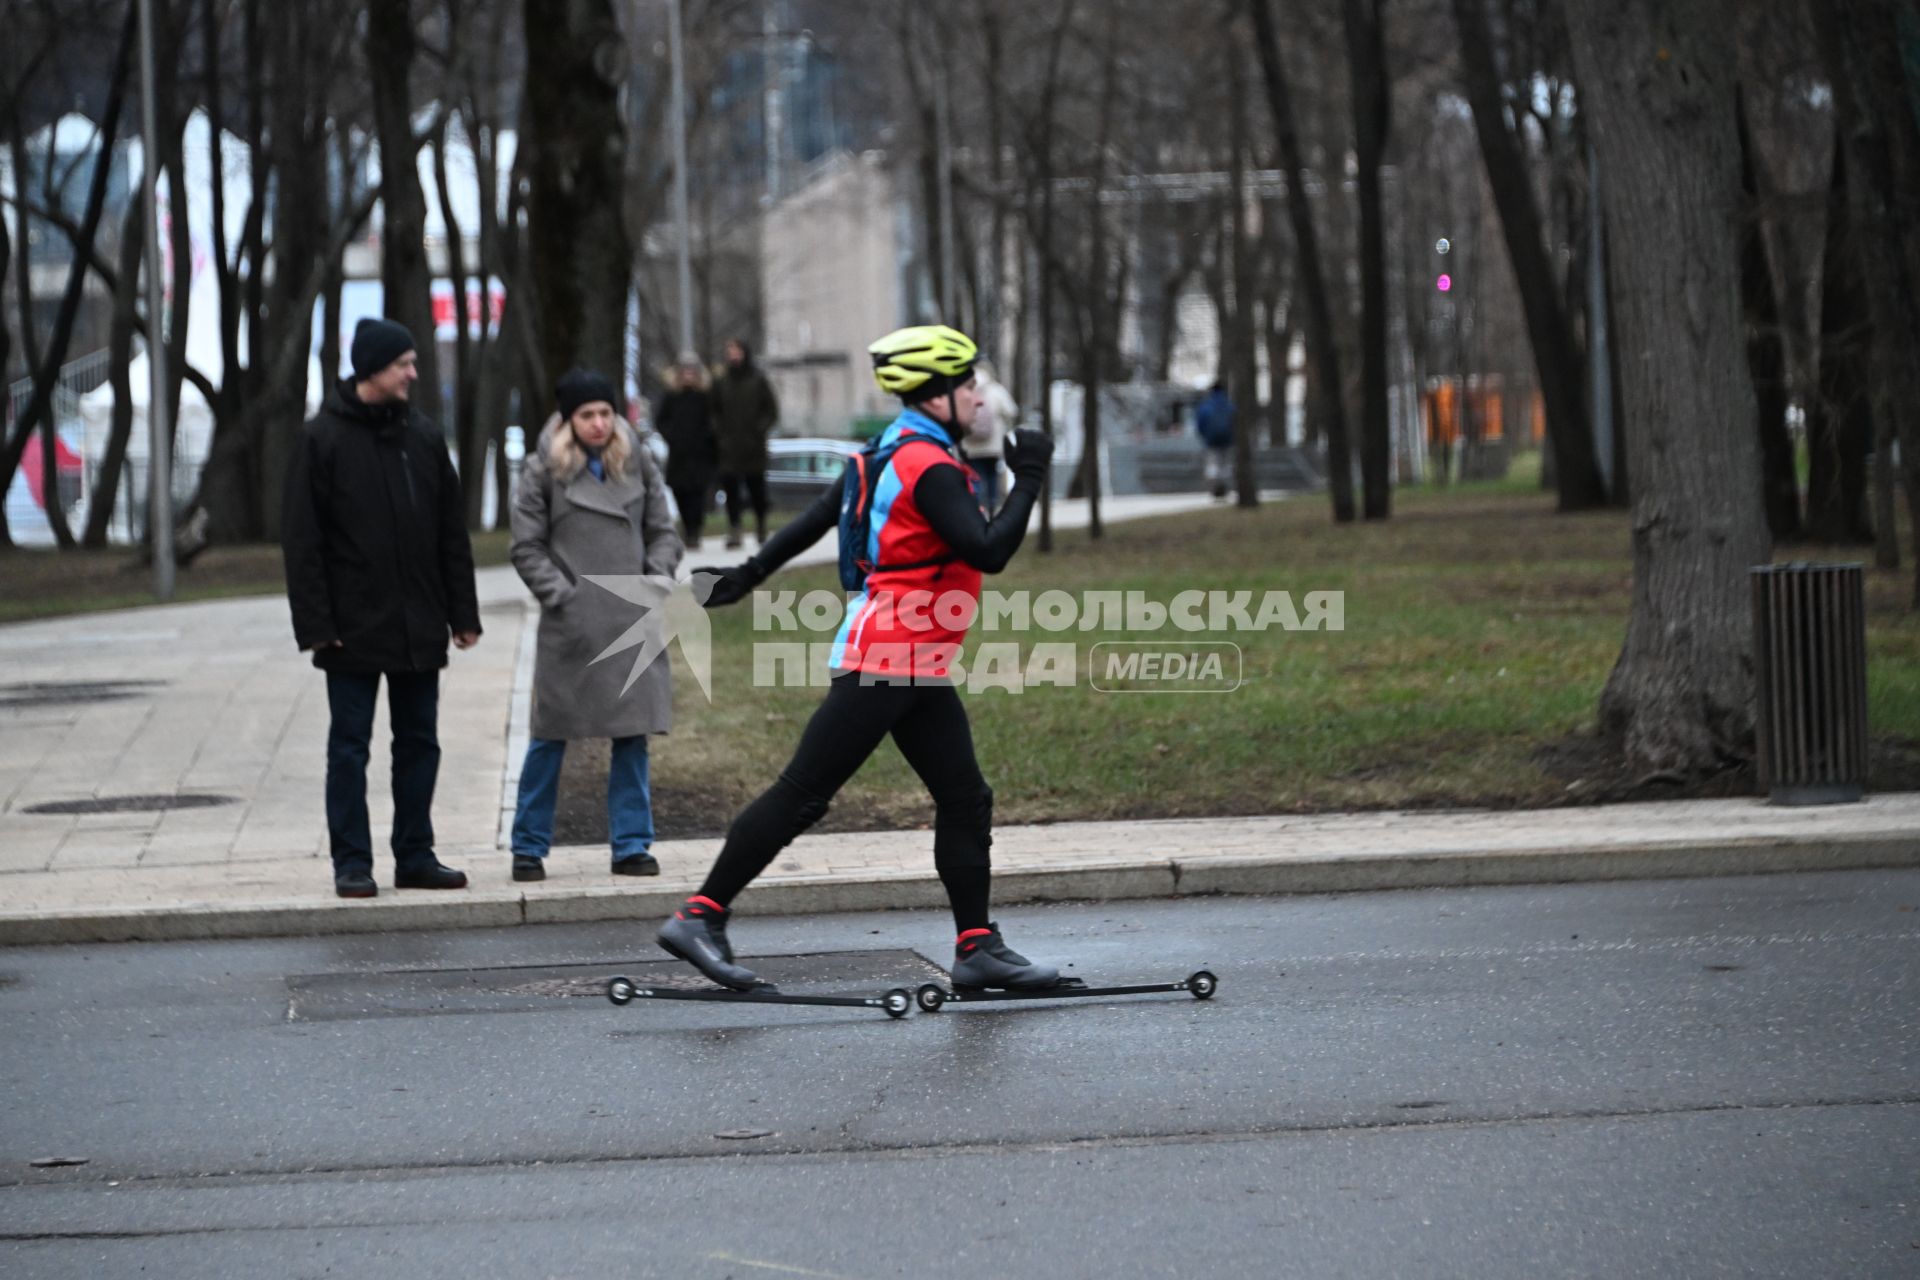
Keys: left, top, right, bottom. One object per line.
{"left": 710, "top": 337, "right": 779, "bottom": 549}
{"left": 653, "top": 353, "right": 718, "bottom": 547}
{"left": 281, "top": 318, "right": 481, "bottom": 900}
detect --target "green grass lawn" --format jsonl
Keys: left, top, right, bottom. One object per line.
{"left": 642, "top": 470, "right": 1920, "bottom": 838}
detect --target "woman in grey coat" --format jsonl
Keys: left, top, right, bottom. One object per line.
{"left": 508, "top": 369, "right": 684, "bottom": 880}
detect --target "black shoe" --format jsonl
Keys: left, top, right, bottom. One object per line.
{"left": 334, "top": 870, "right": 378, "bottom": 899}
{"left": 394, "top": 860, "right": 468, "bottom": 890}
{"left": 952, "top": 922, "right": 1060, "bottom": 990}
{"left": 657, "top": 898, "right": 762, "bottom": 990}
{"left": 512, "top": 855, "right": 546, "bottom": 882}
{"left": 611, "top": 853, "right": 660, "bottom": 877}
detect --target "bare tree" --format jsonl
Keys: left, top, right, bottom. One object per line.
{"left": 1737, "top": 91, "right": 1799, "bottom": 541}
{"left": 367, "top": 0, "right": 440, "bottom": 421}
{"left": 1344, "top": 0, "right": 1391, "bottom": 518}
{"left": 1813, "top": 0, "right": 1920, "bottom": 604}
{"left": 1448, "top": 0, "right": 1605, "bottom": 510}
{"left": 1560, "top": 0, "right": 1769, "bottom": 777}
{"left": 522, "top": 0, "right": 630, "bottom": 386}
{"left": 1248, "top": 0, "right": 1356, "bottom": 522}
{"left": 0, "top": 6, "right": 136, "bottom": 548}
{"left": 83, "top": 186, "right": 146, "bottom": 547}
{"left": 1804, "top": 140, "right": 1875, "bottom": 547}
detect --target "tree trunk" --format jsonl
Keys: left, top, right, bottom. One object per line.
{"left": 1247, "top": 0, "right": 1354, "bottom": 522}
{"left": 1815, "top": 0, "right": 1920, "bottom": 603}
{"left": 985, "top": 15, "right": 1007, "bottom": 365}
{"left": 155, "top": 0, "right": 191, "bottom": 473}
{"left": 83, "top": 198, "right": 147, "bottom": 548}
{"left": 432, "top": 121, "right": 485, "bottom": 517}
{"left": 0, "top": 151, "right": 9, "bottom": 397}
{"left": 1805, "top": 140, "right": 1875, "bottom": 546}
{"left": 523, "top": 0, "right": 631, "bottom": 386}
{"left": 8, "top": 127, "right": 42, "bottom": 388}
{"left": 1345, "top": 0, "right": 1391, "bottom": 518}
{"left": 469, "top": 110, "right": 512, "bottom": 529}
{"left": 1265, "top": 312, "right": 1293, "bottom": 447}
{"left": 1449, "top": 0, "right": 1607, "bottom": 511}
{"left": 1562, "top": 0, "right": 1771, "bottom": 777}
{"left": 366, "top": 0, "right": 439, "bottom": 423}
{"left": 1226, "top": 32, "right": 1259, "bottom": 508}
{"left": 1030, "top": 1, "right": 1077, "bottom": 555}
{"left": 1738, "top": 95, "right": 1800, "bottom": 541}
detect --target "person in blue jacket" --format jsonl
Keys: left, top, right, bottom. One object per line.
{"left": 1194, "top": 381, "right": 1235, "bottom": 499}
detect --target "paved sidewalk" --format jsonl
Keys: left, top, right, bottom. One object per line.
{"left": 4, "top": 491, "right": 1915, "bottom": 945}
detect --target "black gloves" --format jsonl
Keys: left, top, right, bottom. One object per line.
{"left": 1003, "top": 427, "right": 1055, "bottom": 483}
{"left": 693, "top": 558, "right": 767, "bottom": 608}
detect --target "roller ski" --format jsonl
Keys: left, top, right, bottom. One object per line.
{"left": 610, "top": 896, "right": 914, "bottom": 1018}
{"left": 914, "top": 923, "right": 1217, "bottom": 1013}
{"left": 605, "top": 975, "right": 914, "bottom": 1019}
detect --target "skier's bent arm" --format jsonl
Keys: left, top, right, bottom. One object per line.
{"left": 911, "top": 464, "right": 1041, "bottom": 574}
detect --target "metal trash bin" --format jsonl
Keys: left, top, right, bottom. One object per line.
{"left": 1750, "top": 563, "right": 1869, "bottom": 805}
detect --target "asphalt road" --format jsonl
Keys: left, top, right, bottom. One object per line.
{"left": 2, "top": 871, "right": 1916, "bottom": 1278}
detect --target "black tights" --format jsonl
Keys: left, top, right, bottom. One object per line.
{"left": 698, "top": 674, "right": 993, "bottom": 933}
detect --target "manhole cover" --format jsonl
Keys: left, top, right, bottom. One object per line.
{"left": 21, "top": 794, "right": 237, "bottom": 816}
{"left": 0, "top": 680, "right": 164, "bottom": 710}
{"left": 287, "top": 950, "right": 948, "bottom": 1022}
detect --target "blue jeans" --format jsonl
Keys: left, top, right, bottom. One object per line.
{"left": 510, "top": 736, "right": 654, "bottom": 859}
{"left": 325, "top": 671, "right": 440, "bottom": 874}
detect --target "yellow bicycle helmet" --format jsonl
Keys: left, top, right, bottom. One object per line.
{"left": 869, "top": 325, "right": 978, "bottom": 399}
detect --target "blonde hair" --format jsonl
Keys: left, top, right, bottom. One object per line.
{"left": 544, "top": 411, "right": 634, "bottom": 483}
{"left": 662, "top": 360, "right": 709, "bottom": 392}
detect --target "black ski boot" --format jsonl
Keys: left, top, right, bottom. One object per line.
{"left": 657, "top": 896, "right": 764, "bottom": 991}
{"left": 951, "top": 923, "right": 1060, "bottom": 990}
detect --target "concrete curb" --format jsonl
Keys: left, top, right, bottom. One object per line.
{"left": 2, "top": 832, "right": 1913, "bottom": 947}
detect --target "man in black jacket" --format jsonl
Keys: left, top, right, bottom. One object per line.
{"left": 282, "top": 318, "right": 482, "bottom": 899}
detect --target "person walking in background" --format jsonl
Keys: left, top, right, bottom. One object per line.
{"left": 711, "top": 337, "right": 779, "bottom": 549}
{"left": 1195, "top": 380, "right": 1236, "bottom": 500}
{"left": 968, "top": 359, "right": 1017, "bottom": 511}
{"left": 281, "top": 318, "right": 480, "bottom": 900}
{"left": 508, "top": 368, "right": 684, "bottom": 882}
{"left": 655, "top": 353, "right": 718, "bottom": 548}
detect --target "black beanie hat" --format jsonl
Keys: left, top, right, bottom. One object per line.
{"left": 350, "top": 317, "right": 417, "bottom": 380}
{"left": 556, "top": 367, "right": 619, "bottom": 421}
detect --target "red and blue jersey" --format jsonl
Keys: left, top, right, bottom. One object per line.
{"left": 830, "top": 409, "right": 985, "bottom": 679}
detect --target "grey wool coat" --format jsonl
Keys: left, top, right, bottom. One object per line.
{"left": 510, "top": 422, "right": 684, "bottom": 740}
